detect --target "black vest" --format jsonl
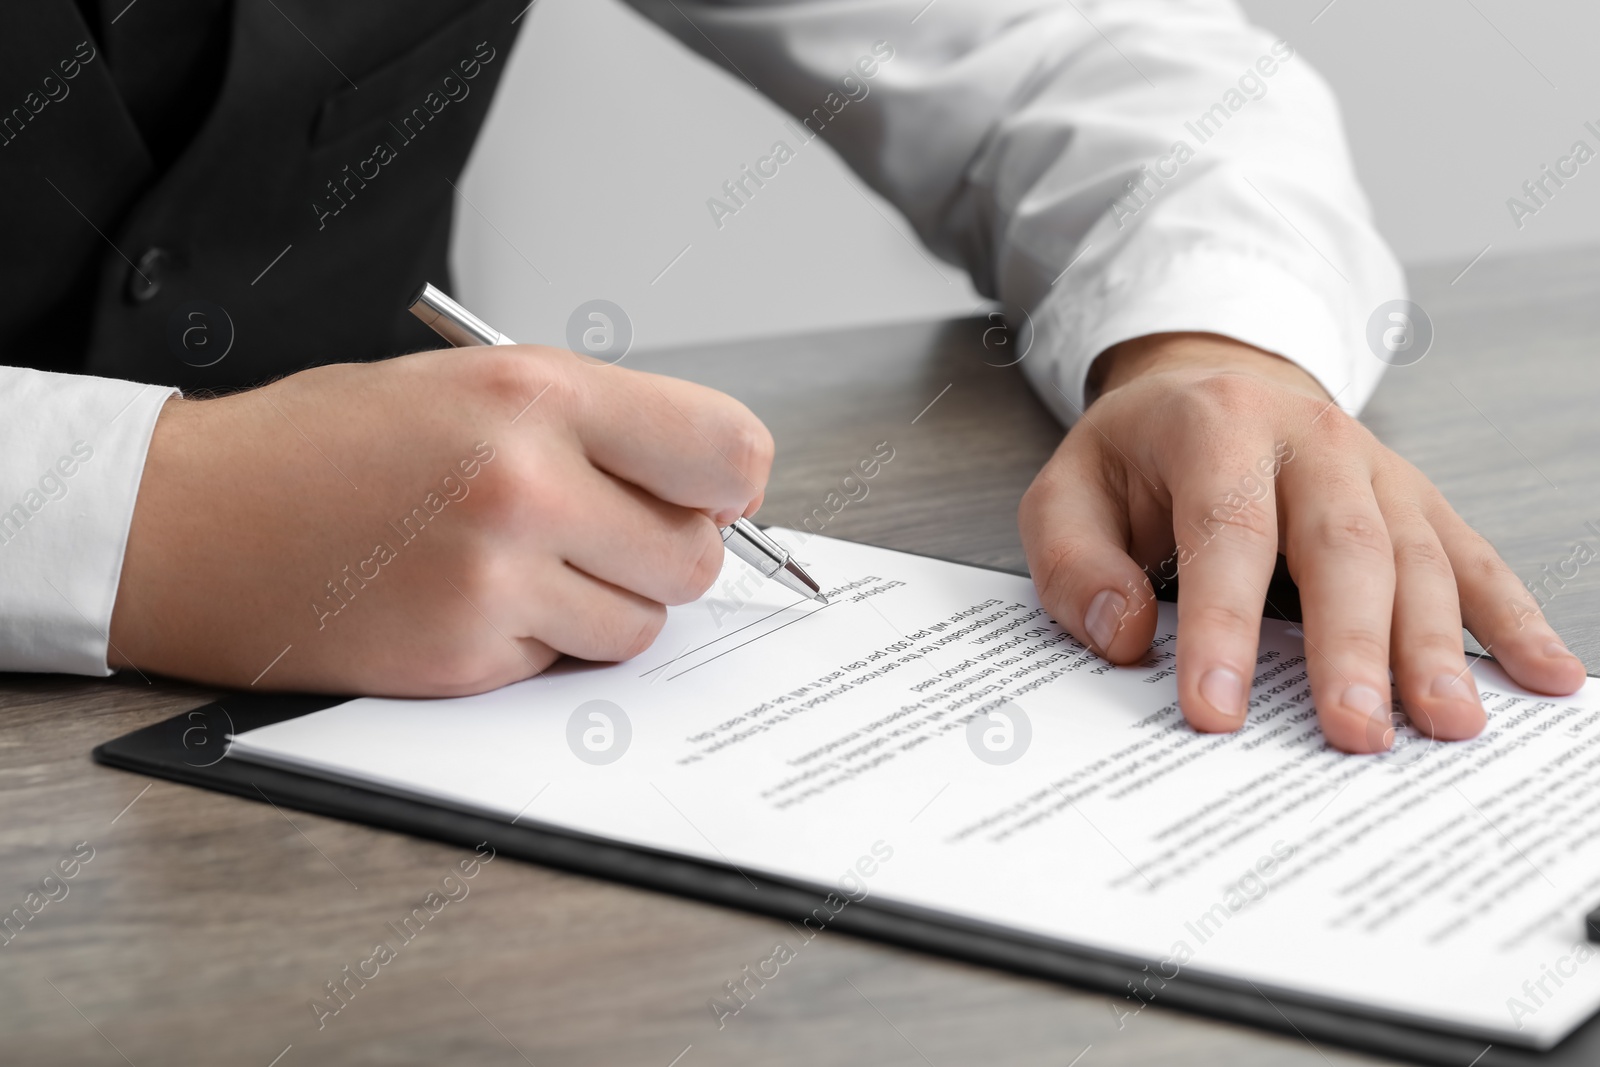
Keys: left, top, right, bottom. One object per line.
{"left": 1, "top": 1, "right": 523, "bottom": 392}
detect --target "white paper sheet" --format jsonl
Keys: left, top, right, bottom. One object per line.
{"left": 227, "top": 532, "right": 1600, "bottom": 1048}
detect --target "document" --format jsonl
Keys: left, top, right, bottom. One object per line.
{"left": 227, "top": 532, "right": 1600, "bottom": 1048}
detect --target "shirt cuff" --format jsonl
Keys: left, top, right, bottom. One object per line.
{"left": 1021, "top": 244, "right": 1389, "bottom": 426}
{"left": 0, "top": 368, "right": 177, "bottom": 675}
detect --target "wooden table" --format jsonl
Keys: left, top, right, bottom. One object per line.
{"left": 4, "top": 245, "right": 1598, "bottom": 1066}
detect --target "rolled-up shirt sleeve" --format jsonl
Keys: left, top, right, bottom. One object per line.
{"left": 0, "top": 367, "right": 175, "bottom": 674}
{"left": 619, "top": 0, "right": 1404, "bottom": 422}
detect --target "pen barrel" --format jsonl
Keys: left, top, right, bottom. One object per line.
{"left": 409, "top": 283, "right": 513, "bottom": 347}
{"left": 722, "top": 518, "right": 788, "bottom": 578}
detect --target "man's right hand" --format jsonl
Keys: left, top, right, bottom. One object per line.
{"left": 107, "top": 346, "right": 774, "bottom": 695}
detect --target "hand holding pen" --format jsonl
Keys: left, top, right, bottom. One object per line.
{"left": 109, "top": 286, "right": 809, "bottom": 693}
{"left": 409, "top": 283, "right": 824, "bottom": 603}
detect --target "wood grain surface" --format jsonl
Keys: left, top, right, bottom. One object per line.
{"left": 2, "top": 245, "right": 1596, "bottom": 1066}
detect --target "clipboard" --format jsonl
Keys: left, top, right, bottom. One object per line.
{"left": 94, "top": 691, "right": 1600, "bottom": 1066}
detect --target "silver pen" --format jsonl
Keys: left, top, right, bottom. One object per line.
{"left": 408, "top": 283, "right": 826, "bottom": 603}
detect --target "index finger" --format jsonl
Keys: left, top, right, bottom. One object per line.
{"left": 569, "top": 359, "right": 774, "bottom": 523}
{"left": 1169, "top": 440, "right": 1284, "bottom": 734}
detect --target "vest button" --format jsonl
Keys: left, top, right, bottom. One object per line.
{"left": 127, "top": 248, "right": 172, "bottom": 303}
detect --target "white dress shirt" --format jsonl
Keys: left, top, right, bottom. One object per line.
{"left": 0, "top": 370, "right": 173, "bottom": 674}
{"left": 1, "top": 0, "right": 1402, "bottom": 675}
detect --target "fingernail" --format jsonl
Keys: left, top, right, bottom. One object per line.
{"left": 1200, "top": 667, "right": 1245, "bottom": 718}
{"left": 1429, "top": 672, "right": 1477, "bottom": 706}
{"left": 1545, "top": 640, "right": 1576, "bottom": 661}
{"left": 1343, "top": 683, "right": 1386, "bottom": 722}
{"left": 1085, "top": 589, "right": 1126, "bottom": 651}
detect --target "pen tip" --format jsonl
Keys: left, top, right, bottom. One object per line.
{"left": 776, "top": 557, "right": 825, "bottom": 603}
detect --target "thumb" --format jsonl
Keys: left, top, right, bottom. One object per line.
{"left": 1019, "top": 444, "right": 1158, "bottom": 663}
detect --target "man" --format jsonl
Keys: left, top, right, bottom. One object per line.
{"left": 0, "top": 0, "right": 1582, "bottom": 754}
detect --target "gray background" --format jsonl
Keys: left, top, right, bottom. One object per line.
{"left": 450, "top": 0, "right": 1600, "bottom": 352}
